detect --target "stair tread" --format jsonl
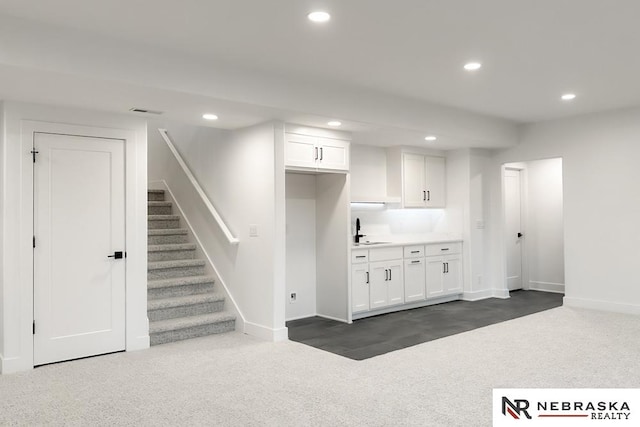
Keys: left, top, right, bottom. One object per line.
{"left": 150, "top": 312, "right": 236, "bottom": 334}
{"left": 148, "top": 215, "right": 180, "bottom": 220}
{"left": 148, "top": 228, "right": 188, "bottom": 236}
{"left": 148, "top": 259, "right": 205, "bottom": 270}
{"left": 148, "top": 293, "right": 225, "bottom": 311}
{"left": 148, "top": 243, "right": 196, "bottom": 252}
{"left": 148, "top": 275, "right": 216, "bottom": 289}
{"left": 148, "top": 189, "right": 165, "bottom": 194}
{"left": 148, "top": 201, "right": 172, "bottom": 206}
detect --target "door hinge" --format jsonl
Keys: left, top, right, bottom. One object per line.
{"left": 31, "top": 150, "right": 39, "bottom": 163}
{"left": 33, "top": 321, "right": 35, "bottom": 335}
{"left": 33, "top": 236, "right": 36, "bottom": 248}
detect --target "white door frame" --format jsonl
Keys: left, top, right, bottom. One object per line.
{"left": 499, "top": 164, "right": 529, "bottom": 297}
{"left": 19, "top": 120, "right": 148, "bottom": 370}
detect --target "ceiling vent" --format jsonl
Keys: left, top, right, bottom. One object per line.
{"left": 129, "top": 107, "right": 163, "bottom": 115}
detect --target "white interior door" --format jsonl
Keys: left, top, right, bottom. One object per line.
{"left": 504, "top": 168, "right": 523, "bottom": 291}
{"left": 33, "top": 132, "right": 126, "bottom": 366}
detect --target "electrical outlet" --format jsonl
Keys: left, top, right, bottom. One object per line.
{"left": 477, "top": 275, "right": 483, "bottom": 285}
{"left": 289, "top": 292, "right": 297, "bottom": 303}
{"left": 249, "top": 224, "right": 258, "bottom": 237}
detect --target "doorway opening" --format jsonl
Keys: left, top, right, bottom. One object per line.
{"left": 503, "top": 158, "right": 565, "bottom": 296}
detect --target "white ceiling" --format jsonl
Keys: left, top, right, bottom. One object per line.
{"left": 1, "top": 0, "right": 639, "bottom": 148}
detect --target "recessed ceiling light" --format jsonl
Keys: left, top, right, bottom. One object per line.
{"left": 424, "top": 135, "right": 437, "bottom": 141}
{"left": 561, "top": 93, "right": 576, "bottom": 101}
{"left": 464, "top": 62, "right": 482, "bottom": 71}
{"left": 308, "top": 11, "right": 331, "bottom": 23}
{"left": 327, "top": 121, "right": 342, "bottom": 127}
{"left": 202, "top": 113, "right": 218, "bottom": 120}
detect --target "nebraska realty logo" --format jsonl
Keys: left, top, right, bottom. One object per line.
{"left": 493, "top": 389, "right": 640, "bottom": 426}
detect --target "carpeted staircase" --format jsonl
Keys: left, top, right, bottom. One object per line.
{"left": 147, "top": 189, "right": 235, "bottom": 345}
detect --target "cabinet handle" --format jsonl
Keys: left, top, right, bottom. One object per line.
{"left": 389, "top": 269, "right": 392, "bottom": 281}
{"left": 366, "top": 271, "right": 369, "bottom": 284}
{"left": 411, "top": 260, "right": 420, "bottom": 264}
{"left": 423, "top": 190, "right": 426, "bottom": 201}
{"left": 445, "top": 262, "right": 449, "bottom": 273}
{"left": 356, "top": 255, "right": 366, "bottom": 258}
{"left": 443, "top": 263, "right": 446, "bottom": 274}
{"left": 427, "top": 190, "right": 430, "bottom": 201}
{"left": 410, "top": 250, "right": 420, "bottom": 254}
{"left": 440, "top": 248, "right": 449, "bottom": 251}
{"left": 320, "top": 147, "right": 323, "bottom": 160}
{"left": 315, "top": 147, "right": 318, "bottom": 160}
{"left": 385, "top": 269, "right": 389, "bottom": 281}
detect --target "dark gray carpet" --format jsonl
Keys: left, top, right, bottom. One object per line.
{"left": 287, "top": 290, "right": 563, "bottom": 360}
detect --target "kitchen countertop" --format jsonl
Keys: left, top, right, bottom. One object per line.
{"left": 351, "top": 233, "right": 462, "bottom": 250}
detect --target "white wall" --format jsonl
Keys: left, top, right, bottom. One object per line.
{"left": 148, "top": 120, "right": 286, "bottom": 340}
{"left": 285, "top": 173, "right": 317, "bottom": 320}
{"left": 0, "top": 101, "right": 5, "bottom": 360}
{"left": 1, "top": 101, "right": 148, "bottom": 374}
{"left": 524, "top": 158, "right": 564, "bottom": 292}
{"left": 486, "top": 107, "right": 640, "bottom": 314}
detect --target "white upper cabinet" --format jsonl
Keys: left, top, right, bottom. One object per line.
{"left": 285, "top": 132, "right": 350, "bottom": 172}
{"left": 387, "top": 147, "right": 446, "bottom": 208}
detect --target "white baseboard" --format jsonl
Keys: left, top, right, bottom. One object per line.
{"left": 126, "top": 334, "right": 150, "bottom": 352}
{"left": 285, "top": 314, "right": 317, "bottom": 322}
{"left": 529, "top": 281, "right": 565, "bottom": 294}
{"left": 564, "top": 296, "right": 640, "bottom": 316}
{"left": 462, "top": 289, "right": 494, "bottom": 301}
{"left": 492, "top": 288, "right": 510, "bottom": 299}
{"left": 316, "top": 314, "right": 349, "bottom": 323}
{"left": 244, "top": 321, "right": 289, "bottom": 342}
{"left": 0, "top": 354, "right": 30, "bottom": 374}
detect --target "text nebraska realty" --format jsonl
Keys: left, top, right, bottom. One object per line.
{"left": 504, "top": 397, "right": 631, "bottom": 420}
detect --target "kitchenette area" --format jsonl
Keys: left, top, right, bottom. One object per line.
{"left": 284, "top": 124, "right": 467, "bottom": 325}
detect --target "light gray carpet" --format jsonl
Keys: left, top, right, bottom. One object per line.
{"left": 1, "top": 307, "right": 638, "bottom": 426}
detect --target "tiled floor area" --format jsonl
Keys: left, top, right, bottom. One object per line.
{"left": 286, "top": 290, "right": 563, "bottom": 360}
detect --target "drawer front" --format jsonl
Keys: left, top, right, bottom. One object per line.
{"left": 369, "top": 246, "right": 403, "bottom": 262}
{"left": 351, "top": 250, "right": 369, "bottom": 264}
{"left": 404, "top": 245, "right": 425, "bottom": 258}
{"left": 425, "top": 242, "right": 462, "bottom": 257}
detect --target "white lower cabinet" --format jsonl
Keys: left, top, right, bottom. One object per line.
{"left": 426, "top": 255, "right": 463, "bottom": 298}
{"left": 351, "top": 241, "right": 462, "bottom": 318}
{"left": 404, "top": 258, "right": 426, "bottom": 302}
{"left": 351, "top": 264, "right": 370, "bottom": 313}
{"left": 369, "top": 261, "right": 404, "bottom": 309}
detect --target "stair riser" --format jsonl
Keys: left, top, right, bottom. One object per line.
{"left": 148, "top": 193, "right": 165, "bottom": 202}
{"left": 148, "top": 234, "right": 189, "bottom": 245}
{"left": 148, "top": 249, "right": 196, "bottom": 262}
{"left": 148, "top": 205, "right": 172, "bottom": 215}
{"left": 148, "top": 219, "right": 180, "bottom": 229}
{"left": 148, "top": 282, "right": 215, "bottom": 300}
{"left": 148, "top": 265, "right": 205, "bottom": 280}
{"left": 148, "top": 300, "right": 225, "bottom": 322}
{"left": 150, "top": 320, "right": 236, "bottom": 346}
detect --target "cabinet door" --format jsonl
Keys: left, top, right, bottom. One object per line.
{"left": 369, "top": 261, "right": 389, "bottom": 309}
{"left": 402, "top": 153, "right": 426, "bottom": 208}
{"left": 318, "top": 138, "right": 349, "bottom": 171}
{"left": 425, "top": 257, "right": 445, "bottom": 298}
{"left": 387, "top": 262, "right": 404, "bottom": 306}
{"left": 443, "top": 255, "right": 463, "bottom": 294}
{"left": 285, "top": 133, "right": 318, "bottom": 169}
{"left": 424, "top": 156, "right": 446, "bottom": 208}
{"left": 404, "top": 258, "right": 426, "bottom": 302}
{"left": 351, "top": 264, "right": 370, "bottom": 313}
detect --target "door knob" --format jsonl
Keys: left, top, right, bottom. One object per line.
{"left": 107, "top": 251, "right": 125, "bottom": 259}
{"left": 517, "top": 232, "right": 523, "bottom": 238}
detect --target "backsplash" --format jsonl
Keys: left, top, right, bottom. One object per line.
{"left": 351, "top": 204, "right": 448, "bottom": 238}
